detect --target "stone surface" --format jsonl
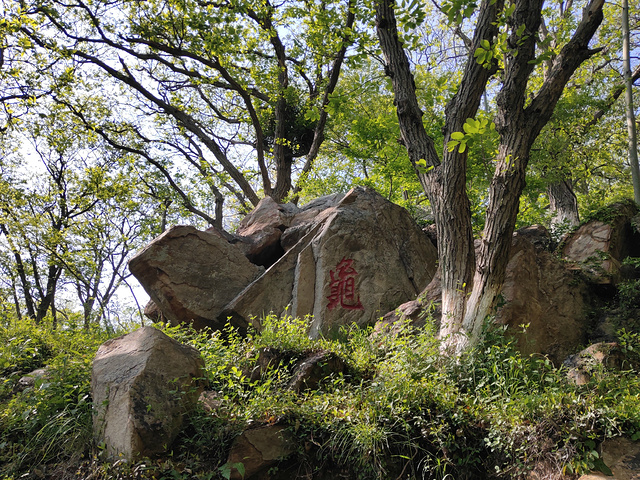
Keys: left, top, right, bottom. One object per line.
{"left": 374, "top": 274, "right": 442, "bottom": 336}
{"left": 129, "top": 225, "right": 264, "bottom": 331}
{"left": 198, "top": 390, "right": 222, "bottom": 413}
{"left": 379, "top": 231, "right": 590, "bottom": 365}
{"left": 227, "top": 425, "right": 294, "bottom": 480}
{"left": 564, "top": 342, "right": 625, "bottom": 385}
{"left": 563, "top": 202, "right": 640, "bottom": 285}
{"left": 279, "top": 193, "right": 345, "bottom": 252}
{"left": 232, "top": 197, "right": 299, "bottom": 267}
{"left": 244, "top": 347, "right": 286, "bottom": 382}
{"left": 14, "top": 367, "right": 50, "bottom": 393}
{"left": 143, "top": 299, "right": 164, "bottom": 323}
{"left": 287, "top": 351, "right": 345, "bottom": 393}
{"left": 223, "top": 187, "right": 438, "bottom": 337}
{"left": 91, "top": 327, "right": 204, "bottom": 460}
{"left": 516, "top": 224, "right": 554, "bottom": 251}
{"left": 578, "top": 437, "right": 640, "bottom": 480}
{"left": 220, "top": 223, "right": 324, "bottom": 332}
{"left": 497, "top": 232, "right": 590, "bottom": 365}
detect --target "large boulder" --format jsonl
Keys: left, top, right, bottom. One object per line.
{"left": 378, "top": 225, "right": 590, "bottom": 365}
{"left": 562, "top": 202, "right": 640, "bottom": 285}
{"left": 91, "top": 327, "right": 204, "bottom": 460}
{"left": 497, "top": 231, "right": 590, "bottom": 364}
{"left": 129, "top": 226, "right": 264, "bottom": 330}
{"left": 223, "top": 187, "right": 438, "bottom": 337}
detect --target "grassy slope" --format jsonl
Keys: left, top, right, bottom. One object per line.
{"left": 1, "top": 281, "right": 640, "bottom": 480}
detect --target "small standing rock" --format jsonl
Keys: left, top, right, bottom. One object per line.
{"left": 226, "top": 425, "right": 294, "bottom": 480}
{"left": 91, "top": 327, "right": 204, "bottom": 460}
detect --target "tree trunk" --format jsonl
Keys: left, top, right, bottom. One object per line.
{"left": 548, "top": 179, "right": 580, "bottom": 231}
{"left": 376, "top": 0, "right": 604, "bottom": 354}
{"left": 622, "top": 0, "right": 640, "bottom": 205}
{"left": 0, "top": 223, "right": 37, "bottom": 319}
{"left": 376, "top": 0, "right": 502, "bottom": 351}
{"left": 35, "top": 265, "right": 62, "bottom": 324}
{"left": 461, "top": 0, "right": 605, "bottom": 350}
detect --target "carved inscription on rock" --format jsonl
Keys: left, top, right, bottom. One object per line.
{"left": 326, "top": 257, "right": 364, "bottom": 311}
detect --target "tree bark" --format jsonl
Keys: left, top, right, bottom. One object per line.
{"left": 376, "top": 0, "right": 502, "bottom": 351}
{"left": 462, "top": 0, "right": 605, "bottom": 348}
{"left": 377, "top": 0, "right": 605, "bottom": 354}
{"left": 548, "top": 179, "right": 580, "bottom": 231}
{"left": 622, "top": 0, "right": 640, "bottom": 205}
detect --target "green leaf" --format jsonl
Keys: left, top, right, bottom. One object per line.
{"left": 593, "top": 458, "right": 613, "bottom": 476}
{"left": 451, "top": 131, "right": 465, "bottom": 140}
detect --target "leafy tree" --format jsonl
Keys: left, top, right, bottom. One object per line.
{"left": 5, "top": 0, "right": 364, "bottom": 220}
{"left": 0, "top": 105, "right": 154, "bottom": 327}
{"left": 376, "top": 0, "right": 606, "bottom": 352}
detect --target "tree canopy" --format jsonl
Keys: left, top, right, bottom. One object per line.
{"left": 0, "top": 0, "right": 638, "bottom": 335}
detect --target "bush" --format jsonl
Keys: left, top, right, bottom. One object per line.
{"left": 3, "top": 311, "right": 640, "bottom": 479}
{"left": 0, "top": 315, "right": 125, "bottom": 478}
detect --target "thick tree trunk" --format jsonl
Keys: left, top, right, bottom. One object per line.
{"left": 376, "top": 0, "right": 502, "bottom": 351}
{"left": 377, "top": 0, "right": 604, "bottom": 354}
{"left": 548, "top": 179, "right": 580, "bottom": 231}
{"left": 462, "top": 137, "right": 532, "bottom": 347}
{"left": 460, "top": 0, "right": 605, "bottom": 350}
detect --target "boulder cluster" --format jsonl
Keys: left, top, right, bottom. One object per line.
{"left": 88, "top": 189, "right": 639, "bottom": 476}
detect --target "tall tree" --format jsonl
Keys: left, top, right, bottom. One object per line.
{"left": 376, "top": 0, "right": 605, "bottom": 352}
{"left": 0, "top": 105, "right": 155, "bottom": 326}
{"left": 7, "top": 0, "right": 362, "bottom": 221}
{"left": 622, "top": 0, "right": 640, "bottom": 205}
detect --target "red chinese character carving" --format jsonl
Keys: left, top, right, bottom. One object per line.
{"left": 327, "top": 257, "right": 364, "bottom": 311}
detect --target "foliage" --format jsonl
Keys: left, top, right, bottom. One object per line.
{"left": 3, "top": 309, "right": 640, "bottom": 479}
{"left": 0, "top": 314, "right": 124, "bottom": 476}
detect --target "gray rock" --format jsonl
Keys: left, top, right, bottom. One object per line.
{"left": 91, "top": 327, "right": 204, "bottom": 460}
{"left": 14, "top": 367, "right": 50, "bottom": 393}
{"left": 562, "top": 202, "right": 640, "bottom": 285}
{"left": 578, "top": 436, "right": 640, "bottom": 479}
{"left": 380, "top": 231, "right": 591, "bottom": 365}
{"left": 223, "top": 187, "right": 438, "bottom": 337}
{"left": 287, "top": 351, "right": 345, "bottom": 393}
{"left": 129, "top": 225, "right": 264, "bottom": 331}
{"left": 564, "top": 342, "right": 625, "bottom": 386}
{"left": 232, "top": 197, "right": 299, "bottom": 267}
{"left": 497, "top": 233, "right": 590, "bottom": 365}
{"left": 226, "top": 425, "right": 294, "bottom": 480}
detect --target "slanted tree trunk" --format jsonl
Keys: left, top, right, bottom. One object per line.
{"left": 376, "top": 0, "right": 605, "bottom": 354}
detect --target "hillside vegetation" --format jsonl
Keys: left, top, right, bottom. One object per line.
{"left": 2, "top": 273, "right": 640, "bottom": 479}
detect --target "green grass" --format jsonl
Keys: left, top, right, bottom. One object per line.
{"left": 2, "top": 310, "right": 640, "bottom": 479}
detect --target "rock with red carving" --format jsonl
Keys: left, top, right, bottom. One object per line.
{"left": 223, "top": 186, "right": 438, "bottom": 337}
{"left": 129, "top": 225, "right": 264, "bottom": 331}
